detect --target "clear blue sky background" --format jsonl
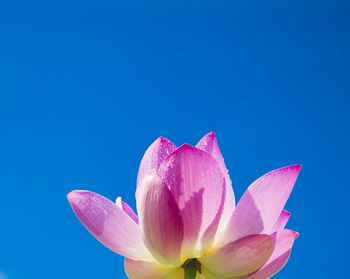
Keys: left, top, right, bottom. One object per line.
{"left": 0, "top": 1, "right": 349, "bottom": 278}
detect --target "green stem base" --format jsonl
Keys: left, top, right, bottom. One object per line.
{"left": 184, "top": 259, "right": 198, "bottom": 279}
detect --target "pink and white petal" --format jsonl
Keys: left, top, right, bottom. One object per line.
{"left": 219, "top": 165, "right": 301, "bottom": 246}
{"left": 158, "top": 144, "right": 225, "bottom": 258}
{"left": 200, "top": 234, "right": 274, "bottom": 277}
{"left": 116, "top": 197, "right": 139, "bottom": 224}
{"left": 270, "top": 210, "right": 290, "bottom": 233}
{"left": 196, "top": 132, "right": 235, "bottom": 233}
{"left": 124, "top": 258, "right": 180, "bottom": 279}
{"left": 137, "top": 137, "right": 177, "bottom": 189}
{"left": 200, "top": 183, "right": 226, "bottom": 254}
{"left": 67, "top": 190, "right": 153, "bottom": 261}
{"left": 239, "top": 230, "right": 298, "bottom": 279}
{"left": 137, "top": 170, "right": 184, "bottom": 267}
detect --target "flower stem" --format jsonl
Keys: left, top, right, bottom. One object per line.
{"left": 184, "top": 260, "right": 197, "bottom": 279}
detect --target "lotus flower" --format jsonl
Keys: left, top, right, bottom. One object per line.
{"left": 67, "top": 132, "right": 300, "bottom": 279}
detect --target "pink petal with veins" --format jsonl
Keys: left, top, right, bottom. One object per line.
{"left": 137, "top": 137, "right": 177, "bottom": 191}
{"left": 200, "top": 234, "right": 274, "bottom": 277}
{"left": 67, "top": 190, "right": 153, "bottom": 261}
{"left": 219, "top": 165, "right": 301, "bottom": 246}
{"left": 158, "top": 144, "right": 226, "bottom": 258}
{"left": 196, "top": 132, "right": 235, "bottom": 233}
{"left": 137, "top": 170, "right": 184, "bottom": 267}
{"left": 239, "top": 230, "right": 298, "bottom": 279}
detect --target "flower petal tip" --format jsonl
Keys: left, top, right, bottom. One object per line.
{"left": 177, "top": 143, "right": 195, "bottom": 150}
{"left": 281, "top": 164, "right": 301, "bottom": 172}
{"left": 205, "top": 131, "right": 216, "bottom": 138}
{"left": 67, "top": 190, "right": 84, "bottom": 203}
{"left": 175, "top": 143, "right": 203, "bottom": 154}
{"left": 288, "top": 164, "right": 302, "bottom": 179}
{"left": 293, "top": 164, "right": 302, "bottom": 169}
{"left": 157, "top": 136, "right": 172, "bottom": 145}
{"left": 283, "top": 209, "right": 291, "bottom": 216}
{"left": 137, "top": 136, "right": 177, "bottom": 187}
{"left": 196, "top": 132, "right": 217, "bottom": 149}
{"left": 269, "top": 164, "right": 301, "bottom": 180}
{"left": 288, "top": 164, "right": 302, "bottom": 173}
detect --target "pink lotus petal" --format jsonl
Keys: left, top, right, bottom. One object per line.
{"left": 116, "top": 197, "right": 139, "bottom": 224}
{"left": 157, "top": 144, "right": 226, "bottom": 258}
{"left": 200, "top": 234, "right": 274, "bottom": 277}
{"left": 239, "top": 230, "right": 299, "bottom": 279}
{"left": 196, "top": 132, "right": 235, "bottom": 232}
{"left": 137, "top": 170, "right": 184, "bottom": 267}
{"left": 137, "top": 137, "right": 177, "bottom": 190}
{"left": 270, "top": 210, "right": 290, "bottom": 233}
{"left": 219, "top": 165, "right": 301, "bottom": 246}
{"left": 124, "top": 258, "right": 180, "bottom": 279}
{"left": 67, "top": 191, "right": 153, "bottom": 261}
{"left": 200, "top": 181, "right": 226, "bottom": 254}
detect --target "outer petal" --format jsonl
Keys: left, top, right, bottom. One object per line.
{"left": 137, "top": 137, "right": 177, "bottom": 189}
{"left": 219, "top": 165, "right": 300, "bottom": 246}
{"left": 158, "top": 144, "right": 226, "bottom": 258}
{"left": 124, "top": 258, "right": 180, "bottom": 279}
{"left": 67, "top": 190, "right": 153, "bottom": 261}
{"left": 137, "top": 170, "right": 184, "bottom": 267}
{"left": 196, "top": 132, "right": 235, "bottom": 233}
{"left": 239, "top": 230, "right": 298, "bottom": 279}
{"left": 200, "top": 234, "right": 274, "bottom": 277}
{"left": 270, "top": 210, "right": 290, "bottom": 233}
{"left": 116, "top": 197, "right": 139, "bottom": 224}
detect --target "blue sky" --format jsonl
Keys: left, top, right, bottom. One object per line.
{"left": 0, "top": 0, "right": 349, "bottom": 278}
